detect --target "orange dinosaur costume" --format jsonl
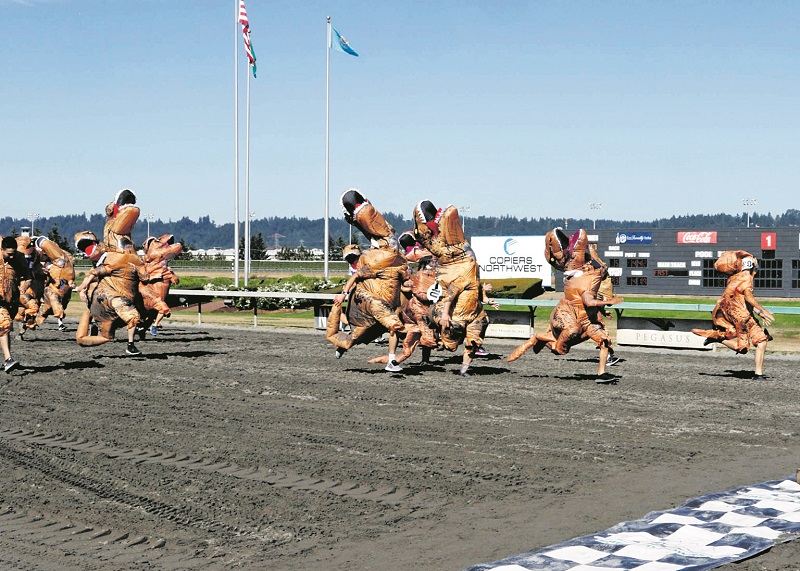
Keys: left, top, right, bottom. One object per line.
{"left": 104, "top": 188, "right": 140, "bottom": 252}
{"left": 691, "top": 251, "right": 774, "bottom": 358}
{"left": 368, "top": 231, "right": 439, "bottom": 365}
{"left": 413, "top": 200, "right": 488, "bottom": 376}
{"left": 138, "top": 234, "right": 182, "bottom": 334}
{"left": 74, "top": 231, "right": 148, "bottom": 353}
{"left": 508, "top": 228, "right": 623, "bottom": 380}
{"left": 33, "top": 236, "right": 76, "bottom": 331}
{"left": 326, "top": 190, "right": 409, "bottom": 361}
{"left": 12, "top": 236, "right": 41, "bottom": 334}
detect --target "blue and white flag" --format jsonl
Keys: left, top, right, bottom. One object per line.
{"left": 331, "top": 27, "right": 359, "bottom": 57}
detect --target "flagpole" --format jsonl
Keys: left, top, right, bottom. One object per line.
{"left": 324, "top": 16, "right": 331, "bottom": 280}
{"left": 234, "top": 0, "right": 240, "bottom": 287}
{"left": 245, "top": 67, "right": 251, "bottom": 286}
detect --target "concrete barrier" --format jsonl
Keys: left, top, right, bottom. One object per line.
{"left": 485, "top": 309, "right": 534, "bottom": 339}
{"left": 616, "top": 316, "right": 713, "bottom": 350}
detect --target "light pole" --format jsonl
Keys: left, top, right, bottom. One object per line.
{"left": 589, "top": 202, "right": 602, "bottom": 230}
{"left": 27, "top": 212, "right": 39, "bottom": 235}
{"left": 742, "top": 198, "right": 756, "bottom": 228}
{"left": 460, "top": 205, "right": 471, "bottom": 233}
{"left": 144, "top": 214, "right": 155, "bottom": 238}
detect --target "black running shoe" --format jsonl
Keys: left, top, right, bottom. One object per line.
{"left": 126, "top": 343, "right": 142, "bottom": 356}
{"left": 4, "top": 358, "right": 19, "bottom": 373}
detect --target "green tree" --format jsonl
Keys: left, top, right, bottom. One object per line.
{"left": 47, "top": 224, "right": 73, "bottom": 253}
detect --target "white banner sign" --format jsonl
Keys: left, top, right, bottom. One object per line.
{"left": 471, "top": 236, "right": 550, "bottom": 287}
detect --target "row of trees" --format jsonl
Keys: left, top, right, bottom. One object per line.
{"left": 3, "top": 209, "right": 799, "bottom": 253}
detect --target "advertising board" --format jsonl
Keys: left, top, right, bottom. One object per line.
{"left": 471, "top": 236, "right": 550, "bottom": 287}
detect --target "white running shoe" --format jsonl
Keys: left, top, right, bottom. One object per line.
{"left": 384, "top": 360, "right": 403, "bottom": 373}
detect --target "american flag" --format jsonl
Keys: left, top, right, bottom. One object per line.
{"left": 238, "top": 0, "right": 257, "bottom": 77}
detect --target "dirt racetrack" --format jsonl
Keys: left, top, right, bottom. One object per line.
{"left": 1, "top": 321, "right": 799, "bottom": 571}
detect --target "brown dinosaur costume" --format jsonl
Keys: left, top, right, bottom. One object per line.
{"left": 368, "top": 231, "right": 439, "bottom": 365}
{"left": 1, "top": 236, "right": 24, "bottom": 371}
{"left": 509, "top": 228, "right": 623, "bottom": 380}
{"left": 73, "top": 231, "right": 148, "bottom": 353}
{"left": 138, "top": 234, "right": 182, "bottom": 335}
{"left": 33, "top": 236, "right": 75, "bottom": 331}
{"left": 326, "top": 190, "right": 409, "bottom": 370}
{"left": 13, "top": 236, "right": 42, "bottom": 336}
{"left": 691, "top": 252, "right": 774, "bottom": 379}
{"left": 413, "top": 200, "right": 488, "bottom": 376}
{"left": 104, "top": 188, "right": 140, "bottom": 252}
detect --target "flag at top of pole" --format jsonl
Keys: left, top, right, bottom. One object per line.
{"left": 238, "top": 0, "right": 257, "bottom": 76}
{"left": 331, "top": 27, "right": 358, "bottom": 57}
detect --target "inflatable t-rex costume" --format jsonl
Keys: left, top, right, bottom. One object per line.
{"left": 326, "top": 190, "right": 409, "bottom": 359}
{"left": 13, "top": 236, "right": 41, "bottom": 335}
{"left": 508, "top": 228, "right": 623, "bottom": 379}
{"left": 368, "top": 231, "right": 439, "bottom": 365}
{"left": 33, "top": 236, "right": 75, "bottom": 331}
{"left": 691, "top": 251, "right": 774, "bottom": 355}
{"left": 138, "top": 234, "right": 182, "bottom": 334}
{"left": 73, "top": 231, "right": 148, "bottom": 352}
{"left": 413, "top": 200, "right": 488, "bottom": 376}
{"left": 104, "top": 188, "right": 140, "bottom": 252}
{"left": 0, "top": 238, "right": 22, "bottom": 343}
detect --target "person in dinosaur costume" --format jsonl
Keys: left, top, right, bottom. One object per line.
{"left": 138, "top": 234, "right": 182, "bottom": 336}
{"left": 73, "top": 231, "right": 149, "bottom": 355}
{"left": 1, "top": 236, "right": 24, "bottom": 372}
{"left": 13, "top": 236, "right": 42, "bottom": 339}
{"left": 543, "top": 226, "right": 621, "bottom": 365}
{"left": 326, "top": 189, "right": 409, "bottom": 373}
{"left": 368, "top": 231, "right": 439, "bottom": 366}
{"left": 508, "top": 227, "right": 623, "bottom": 381}
{"left": 32, "top": 236, "right": 75, "bottom": 332}
{"left": 104, "top": 188, "right": 140, "bottom": 252}
{"left": 691, "top": 251, "right": 774, "bottom": 380}
{"left": 413, "top": 200, "right": 488, "bottom": 377}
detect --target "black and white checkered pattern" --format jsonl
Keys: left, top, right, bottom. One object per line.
{"left": 466, "top": 477, "right": 800, "bottom": 571}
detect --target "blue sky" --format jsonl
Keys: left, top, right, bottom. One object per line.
{"left": 2, "top": 0, "right": 798, "bottom": 227}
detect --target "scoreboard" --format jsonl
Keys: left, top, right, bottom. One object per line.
{"left": 554, "top": 228, "right": 800, "bottom": 298}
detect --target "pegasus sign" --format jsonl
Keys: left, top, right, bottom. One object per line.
{"left": 471, "top": 235, "right": 550, "bottom": 286}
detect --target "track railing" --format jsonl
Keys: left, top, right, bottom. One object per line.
{"left": 168, "top": 288, "right": 800, "bottom": 328}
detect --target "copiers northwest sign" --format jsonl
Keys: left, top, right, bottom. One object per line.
{"left": 471, "top": 236, "right": 550, "bottom": 287}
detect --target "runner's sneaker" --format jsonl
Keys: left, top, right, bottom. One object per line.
{"left": 595, "top": 372, "right": 617, "bottom": 384}
{"left": 126, "top": 343, "right": 142, "bottom": 356}
{"left": 150, "top": 325, "right": 159, "bottom": 336}
{"left": 473, "top": 347, "right": 490, "bottom": 357}
{"left": 335, "top": 348, "right": 346, "bottom": 359}
{"left": 606, "top": 354, "right": 621, "bottom": 366}
{"left": 385, "top": 360, "right": 403, "bottom": 373}
{"left": 58, "top": 323, "right": 68, "bottom": 332}
{"left": 752, "top": 374, "right": 768, "bottom": 381}
{"left": 4, "top": 358, "right": 18, "bottom": 373}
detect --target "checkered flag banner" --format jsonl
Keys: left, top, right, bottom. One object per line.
{"left": 466, "top": 477, "right": 800, "bottom": 571}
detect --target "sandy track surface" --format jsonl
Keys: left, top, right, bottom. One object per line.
{"left": 1, "top": 322, "right": 798, "bottom": 570}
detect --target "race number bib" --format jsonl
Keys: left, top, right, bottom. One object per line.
{"left": 426, "top": 281, "right": 442, "bottom": 302}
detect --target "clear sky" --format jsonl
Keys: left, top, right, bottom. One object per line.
{"left": 2, "top": 0, "right": 798, "bottom": 227}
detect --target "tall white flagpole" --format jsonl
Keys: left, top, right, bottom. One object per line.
{"left": 324, "top": 16, "right": 331, "bottom": 280}
{"left": 245, "top": 66, "right": 252, "bottom": 285}
{"left": 234, "top": 0, "right": 240, "bottom": 287}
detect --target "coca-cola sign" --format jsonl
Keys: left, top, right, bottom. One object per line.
{"left": 677, "top": 231, "right": 717, "bottom": 244}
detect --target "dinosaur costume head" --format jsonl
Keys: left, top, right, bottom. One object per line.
{"left": 104, "top": 188, "right": 140, "bottom": 251}
{"left": 413, "top": 200, "right": 465, "bottom": 247}
{"left": 714, "top": 250, "right": 757, "bottom": 275}
{"left": 143, "top": 234, "right": 183, "bottom": 263}
{"left": 340, "top": 189, "right": 396, "bottom": 248}
{"left": 74, "top": 231, "right": 105, "bottom": 263}
{"left": 544, "top": 227, "right": 590, "bottom": 272}
{"left": 15, "top": 236, "right": 34, "bottom": 257}
{"left": 342, "top": 244, "right": 362, "bottom": 270}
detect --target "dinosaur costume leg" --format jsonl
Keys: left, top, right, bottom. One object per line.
{"left": 75, "top": 310, "right": 113, "bottom": 347}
